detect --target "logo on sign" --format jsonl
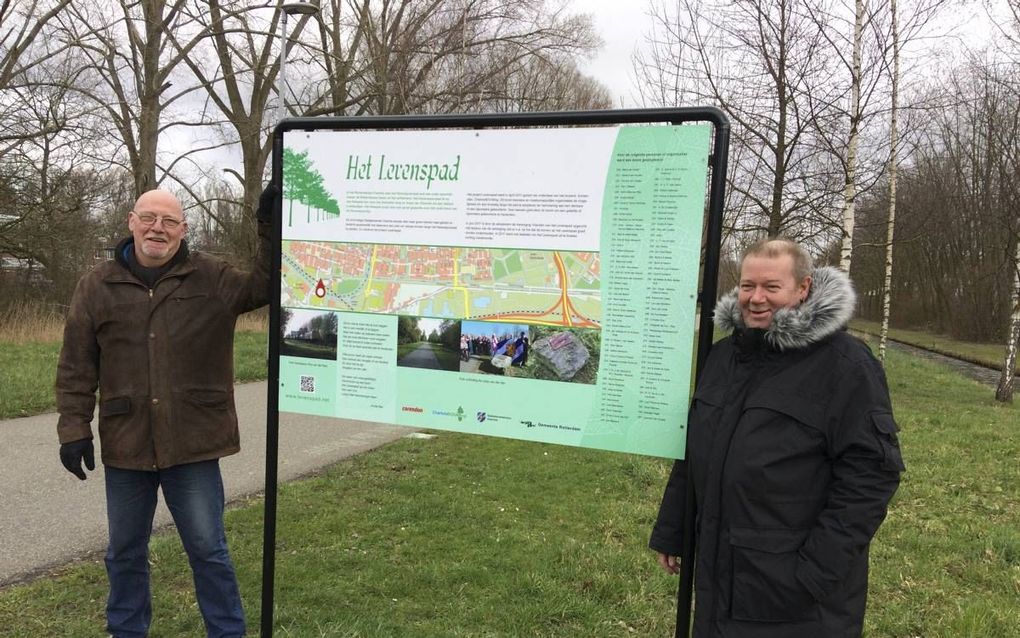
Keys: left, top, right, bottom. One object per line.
{"left": 432, "top": 406, "right": 466, "bottom": 422}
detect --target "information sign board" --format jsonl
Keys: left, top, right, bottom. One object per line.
{"left": 276, "top": 124, "right": 711, "bottom": 459}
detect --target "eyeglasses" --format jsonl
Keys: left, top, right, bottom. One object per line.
{"left": 133, "top": 211, "right": 184, "bottom": 229}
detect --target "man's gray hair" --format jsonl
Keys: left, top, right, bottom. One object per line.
{"left": 741, "top": 238, "right": 813, "bottom": 281}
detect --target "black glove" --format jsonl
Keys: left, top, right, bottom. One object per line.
{"left": 256, "top": 184, "right": 280, "bottom": 224}
{"left": 60, "top": 439, "right": 95, "bottom": 480}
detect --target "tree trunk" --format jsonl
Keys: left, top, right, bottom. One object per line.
{"left": 769, "top": 2, "right": 789, "bottom": 238}
{"left": 995, "top": 239, "right": 1020, "bottom": 402}
{"left": 879, "top": 0, "right": 899, "bottom": 362}
{"left": 240, "top": 132, "right": 267, "bottom": 260}
{"left": 840, "top": 0, "right": 864, "bottom": 273}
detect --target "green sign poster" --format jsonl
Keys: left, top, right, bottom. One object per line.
{"left": 276, "top": 124, "right": 711, "bottom": 459}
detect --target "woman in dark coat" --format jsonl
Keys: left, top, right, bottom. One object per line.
{"left": 650, "top": 239, "right": 904, "bottom": 638}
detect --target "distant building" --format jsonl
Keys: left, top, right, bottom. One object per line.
{"left": 0, "top": 253, "right": 48, "bottom": 285}
{"left": 94, "top": 245, "right": 116, "bottom": 263}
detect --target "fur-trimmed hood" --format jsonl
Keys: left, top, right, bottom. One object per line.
{"left": 713, "top": 266, "right": 857, "bottom": 351}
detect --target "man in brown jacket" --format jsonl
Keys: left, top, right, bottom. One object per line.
{"left": 56, "top": 186, "right": 275, "bottom": 638}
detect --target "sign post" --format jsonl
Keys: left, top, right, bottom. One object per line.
{"left": 263, "top": 108, "right": 729, "bottom": 638}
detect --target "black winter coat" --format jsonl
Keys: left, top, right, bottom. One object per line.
{"left": 650, "top": 267, "right": 904, "bottom": 638}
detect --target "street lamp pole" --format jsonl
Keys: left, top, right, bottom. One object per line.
{"left": 276, "top": 0, "right": 320, "bottom": 124}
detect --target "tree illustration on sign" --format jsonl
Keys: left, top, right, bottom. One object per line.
{"left": 283, "top": 148, "right": 340, "bottom": 227}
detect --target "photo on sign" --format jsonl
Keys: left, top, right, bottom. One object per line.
{"left": 459, "top": 321, "right": 600, "bottom": 384}
{"left": 516, "top": 325, "right": 600, "bottom": 385}
{"left": 279, "top": 307, "right": 338, "bottom": 361}
{"left": 459, "top": 320, "right": 533, "bottom": 377}
{"left": 395, "top": 316, "right": 461, "bottom": 372}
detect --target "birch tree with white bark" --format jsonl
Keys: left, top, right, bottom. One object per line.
{"left": 993, "top": 0, "right": 1020, "bottom": 401}
{"left": 997, "top": 240, "right": 1020, "bottom": 402}
{"left": 840, "top": 0, "right": 865, "bottom": 272}
{"left": 878, "top": 0, "right": 899, "bottom": 362}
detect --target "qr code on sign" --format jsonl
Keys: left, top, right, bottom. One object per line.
{"left": 299, "top": 375, "right": 315, "bottom": 393}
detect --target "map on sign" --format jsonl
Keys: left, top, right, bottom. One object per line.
{"left": 281, "top": 240, "right": 601, "bottom": 327}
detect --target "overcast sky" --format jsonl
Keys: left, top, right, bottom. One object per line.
{"left": 168, "top": 0, "right": 1011, "bottom": 194}
{"left": 169, "top": 1, "right": 651, "bottom": 191}
{"left": 570, "top": 0, "right": 1009, "bottom": 108}
{"left": 572, "top": 0, "right": 648, "bottom": 107}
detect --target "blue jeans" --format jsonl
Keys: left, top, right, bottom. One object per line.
{"left": 104, "top": 460, "right": 245, "bottom": 638}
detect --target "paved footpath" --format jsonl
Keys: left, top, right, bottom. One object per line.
{"left": 0, "top": 381, "right": 409, "bottom": 586}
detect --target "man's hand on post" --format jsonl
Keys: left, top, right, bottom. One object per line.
{"left": 257, "top": 184, "right": 280, "bottom": 224}
{"left": 656, "top": 551, "right": 680, "bottom": 575}
{"left": 60, "top": 439, "right": 95, "bottom": 480}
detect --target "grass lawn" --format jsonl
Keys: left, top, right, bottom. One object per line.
{"left": 851, "top": 319, "right": 1017, "bottom": 373}
{"left": 0, "top": 344, "right": 1017, "bottom": 637}
{"left": 855, "top": 335, "right": 1020, "bottom": 637}
{"left": 0, "top": 341, "right": 68, "bottom": 419}
{"left": 233, "top": 330, "right": 270, "bottom": 382}
{"left": 0, "top": 330, "right": 268, "bottom": 420}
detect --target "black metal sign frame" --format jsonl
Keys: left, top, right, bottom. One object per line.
{"left": 264, "top": 108, "right": 730, "bottom": 638}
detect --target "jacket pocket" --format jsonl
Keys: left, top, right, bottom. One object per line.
{"left": 687, "top": 383, "right": 726, "bottom": 452}
{"left": 872, "top": 413, "right": 906, "bottom": 472}
{"left": 170, "top": 291, "right": 209, "bottom": 303}
{"left": 168, "top": 291, "right": 214, "bottom": 332}
{"left": 690, "top": 383, "right": 726, "bottom": 415}
{"left": 743, "top": 390, "right": 825, "bottom": 433}
{"left": 97, "top": 396, "right": 150, "bottom": 463}
{"left": 187, "top": 389, "right": 232, "bottom": 409}
{"left": 99, "top": 396, "right": 131, "bottom": 417}
{"left": 729, "top": 527, "right": 819, "bottom": 623}
{"left": 174, "top": 388, "right": 238, "bottom": 457}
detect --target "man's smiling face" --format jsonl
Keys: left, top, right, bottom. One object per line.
{"left": 737, "top": 253, "right": 811, "bottom": 329}
{"left": 128, "top": 190, "right": 187, "bottom": 267}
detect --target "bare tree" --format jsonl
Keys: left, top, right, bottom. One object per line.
{"left": 58, "top": 0, "right": 246, "bottom": 197}
{"left": 878, "top": 0, "right": 900, "bottom": 362}
{"left": 300, "top": 0, "right": 601, "bottom": 116}
{"left": 168, "top": 0, "right": 317, "bottom": 259}
{"left": 854, "top": 57, "right": 1018, "bottom": 343}
{"left": 169, "top": 0, "right": 602, "bottom": 261}
{"left": 998, "top": 239, "right": 1020, "bottom": 401}
{"left": 307, "top": 0, "right": 373, "bottom": 116}
{"left": 992, "top": 0, "right": 1020, "bottom": 401}
{"left": 0, "top": 0, "right": 74, "bottom": 87}
{"left": 0, "top": 77, "right": 118, "bottom": 302}
{"left": 810, "top": 0, "right": 948, "bottom": 274}
{"left": 475, "top": 53, "right": 612, "bottom": 112}
{"left": 842, "top": 0, "right": 866, "bottom": 272}
{"left": 798, "top": 0, "right": 883, "bottom": 271}
{"left": 0, "top": 0, "right": 76, "bottom": 156}
{"left": 635, "top": 0, "right": 843, "bottom": 247}
{"left": 806, "top": 0, "right": 887, "bottom": 272}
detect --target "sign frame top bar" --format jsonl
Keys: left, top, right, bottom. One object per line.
{"left": 274, "top": 106, "right": 729, "bottom": 135}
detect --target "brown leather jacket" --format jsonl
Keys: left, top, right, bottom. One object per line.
{"left": 56, "top": 222, "right": 271, "bottom": 470}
